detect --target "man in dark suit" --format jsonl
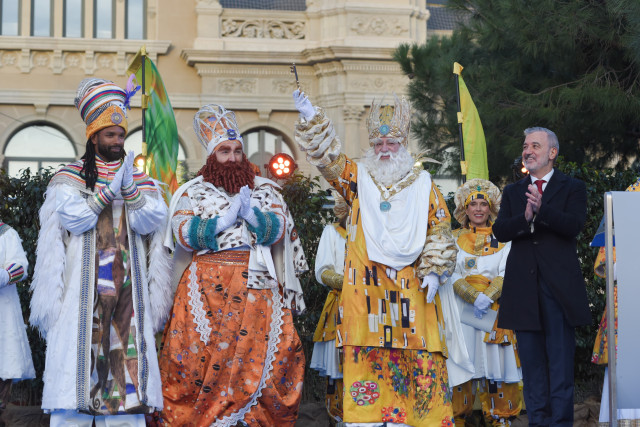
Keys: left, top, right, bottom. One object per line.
{"left": 492, "top": 127, "right": 591, "bottom": 427}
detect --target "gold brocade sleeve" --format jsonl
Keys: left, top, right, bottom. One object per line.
{"left": 453, "top": 278, "right": 480, "bottom": 304}
{"left": 294, "top": 108, "right": 359, "bottom": 205}
{"left": 416, "top": 183, "right": 458, "bottom": 278}
{"left": 320, "top": 269, "right": 344, "bottom": 290}
{"left": 484, "top": 276, "right": 503, "bottom": 301}
{"left": 294, "top": 108, "right": 342, "bottom": 168}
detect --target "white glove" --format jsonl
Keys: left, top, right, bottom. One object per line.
{"left": 214, "top": 196, "right": 242, "bottom": 234}
{"left": 293, "top": 89, "right": 316, "bottom": 121}
{"left": 109, "top": 162, "right": 125, "bottom": 196}
{"left": 473, "top": 293, "right": 493, "bottom": 319}
{"left": 474, "top": 293, "right": 493, "bottom": 311}
{"left": 421, "top": 273, "right": 440, "bottom": 303}
{"left": 122, "top": 150, "right": 135, "bottom": 188}
{"left": 238, "top": 186, "right": 258, "bottom": 227}
{"left": 0, "top": 270, "right": 9, "bottom": 289}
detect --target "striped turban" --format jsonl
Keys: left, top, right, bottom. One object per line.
{"left": 74, "top": 78, "right": 128, "bottom": 139}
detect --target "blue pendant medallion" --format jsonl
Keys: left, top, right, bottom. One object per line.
{"left": 380, "top": 201, "right": 391, "bottom": 212}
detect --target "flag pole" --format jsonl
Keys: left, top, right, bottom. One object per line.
{"left": 141, "top": 46, "right": 148, "bottom": 173}
{"left": 453, "top": 63, "right": 467, "bottom": 184}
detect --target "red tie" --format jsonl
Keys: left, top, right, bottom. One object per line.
{"left": 535, "top": 179, "right": 546, "bottom": 194}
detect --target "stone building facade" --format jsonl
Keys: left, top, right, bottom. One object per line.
{"left": 0, "top": 0, "right": 456, "bottom": 187}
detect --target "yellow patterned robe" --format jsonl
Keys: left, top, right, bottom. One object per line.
{"left": 325, "top": 155, "right": 457, "bottom": 426}
{"left": 328, "top": 156, "right": 452, "bottom": 352}
{"left": 295, "top": 108, "right": 459, "bottom": 426}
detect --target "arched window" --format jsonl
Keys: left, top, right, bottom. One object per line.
{"left": 242, "top": 128, "right": 295, "bottom": 177}
{"left": 124, "top": 129, "right": 188, "bottom": 182}
{"left": 3, "top": 125, "right": 76, "bottom": 177}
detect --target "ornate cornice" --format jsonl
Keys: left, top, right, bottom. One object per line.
{"left": 350, "top": 16, "right": 408, "bottom": 37}
{"left": 221, "top": 18, "right": 305, "bottom": 39}
{"left": 0, "top": 37, "right": 170, "bottom": 54}
{"left": 0, "top": 38, "right": 171, "bottom": 75}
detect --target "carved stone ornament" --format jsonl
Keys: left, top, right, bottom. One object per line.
{"left": 33, "top": 52, "right": 51, "bottom": 68}
{"left": 65, "top": 53, "right": 81, "bottom": 68}
{"left": 97, "top": 54, "right": 114, "bottom": 70}
{"left": 1, "top": 51, "right": 18, "bottom": 67}
{"left": 343, "top": 105, "right": 366, "bottom": 122}
{"left": 350, "top": 76, "right": 406, "bottom": 94}
{"left": 219, "top": 78, "right": 256, "bottom": 94}
{"left": 272, "top": 79, "right": 298, "bottom": 94}
{"left": 350, "top": 17, "right": 407, "bottom": 36}
{"left": 221, "top": 18, "right": 305, "bottom": 39}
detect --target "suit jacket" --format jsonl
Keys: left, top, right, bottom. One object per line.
{"left": 492, "top": 168, "right": 591, "bottom": 330}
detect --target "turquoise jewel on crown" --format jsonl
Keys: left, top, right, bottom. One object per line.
{"left": 380, "top": 201, "right": 391, "bottom": 212}
{"left": 227, "top": 129, "right": 237, "bottom": 140}
{"left": 379, "top": 124, "right": 390, "bottom": 135}
{"left": 477, "top": 185, "right": 482, "bottom": 191}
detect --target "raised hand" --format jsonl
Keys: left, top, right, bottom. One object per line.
{"left": 292, "top": 89, "right": 316, "bottom": 120}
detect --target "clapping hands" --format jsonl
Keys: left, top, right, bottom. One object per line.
{"left": 108, "top": 151, "right": 135, "bottom": 196}
{"left": 525, "top": 184, "right": 542, "bottom": 222}
{"left": 122, "top": 150, "right": 135, "bottom": 188}
{"left": 238, "top": 186, "right": 258, "bottom": 227}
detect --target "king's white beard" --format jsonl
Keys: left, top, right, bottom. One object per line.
{"left": 361, "top": 146, "right": 415, "bottom": 187}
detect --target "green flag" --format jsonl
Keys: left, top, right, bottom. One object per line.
{"left": 454, "top": 62, "right": 489, "bottom": 180}
{"left": 127, "top": 48, "right": 179, "bottom": 203}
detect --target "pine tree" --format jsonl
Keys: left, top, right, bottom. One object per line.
{"left": 395, "top": 0, "right": 640, "bottom": 180}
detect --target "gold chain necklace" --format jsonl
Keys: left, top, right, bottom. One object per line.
{"left": 368, "top": 165, "right": 422, "bottom": 211}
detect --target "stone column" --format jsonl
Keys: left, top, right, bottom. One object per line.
{"left": 342, "top": 104, "right": 367, "bottom": 160}
{"left": 194, "top": 0, "right": 223, "bottom": 49}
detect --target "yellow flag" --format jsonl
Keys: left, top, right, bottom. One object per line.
{"left": 453, "top": 62, "right": 489, "bottom": 180}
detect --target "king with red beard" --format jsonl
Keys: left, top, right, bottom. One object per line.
{"left": 159, "top": 104, "right": 308, "bottom": 427}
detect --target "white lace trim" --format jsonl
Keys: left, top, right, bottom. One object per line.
{"left": 187, "top": 261, "right": 211, "bottom": 345}
{"left": 211, "top": 287, "right": 285, "bottom": 427}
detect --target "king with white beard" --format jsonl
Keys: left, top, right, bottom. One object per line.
{"left": 293, "top": 91, "right": 464, "bottom": 427}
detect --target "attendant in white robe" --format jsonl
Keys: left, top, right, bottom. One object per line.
{"left": 310, "top": 191, "right": 348, "bottom": 423}
{"left": 447, "top": 179, "right": 523, "bottom": 427}
{"left": 0, "top": 222, "right": 35, "bottom": 412}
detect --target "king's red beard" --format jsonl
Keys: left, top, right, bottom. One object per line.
{"left": 198, "top": 153, "right": 256, "bottom": 194}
